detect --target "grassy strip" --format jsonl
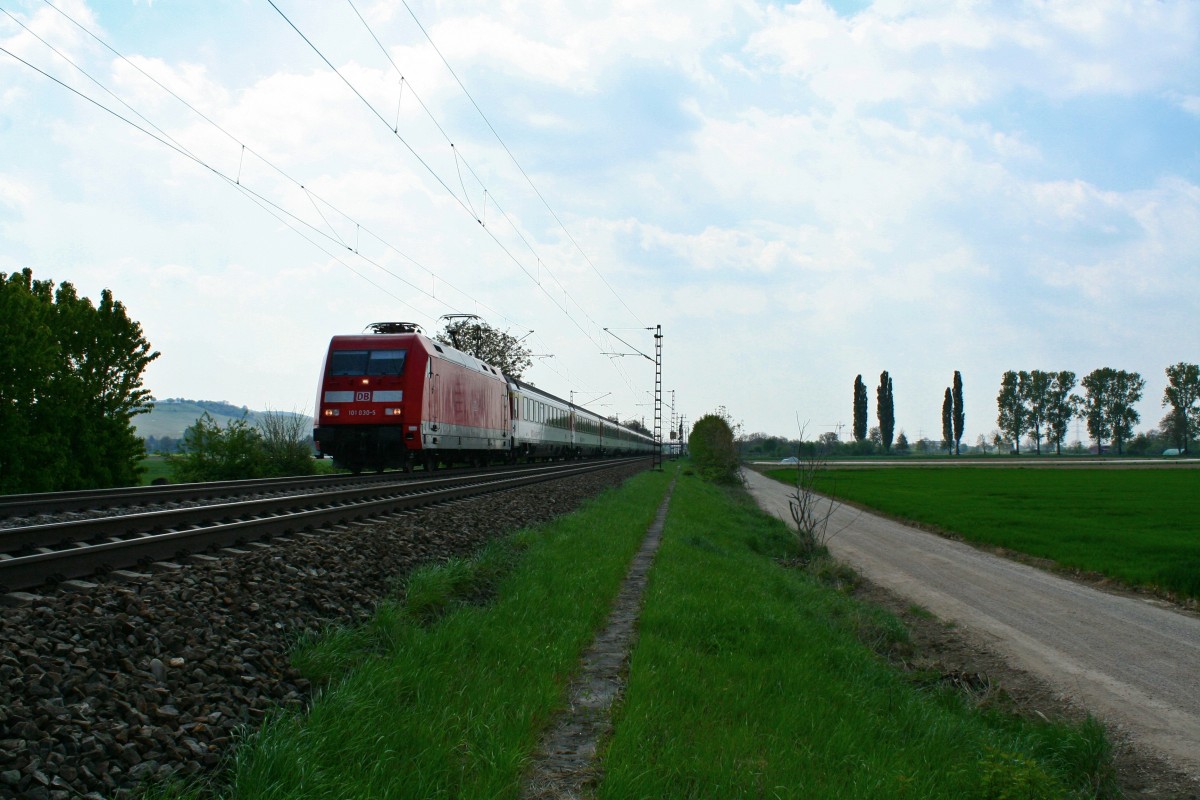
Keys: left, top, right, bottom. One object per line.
{"left": 763, "top": 467, "right": 1200, "bottom": 598}
{"left": 159, "top": 468, "right": 671, "bottom": 800}
{"left": 599, "top": 473, "right": 1116, "bottom": 799}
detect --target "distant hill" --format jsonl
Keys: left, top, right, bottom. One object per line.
{"left": 135, "top": 399, "right": 312, "bottom": 444}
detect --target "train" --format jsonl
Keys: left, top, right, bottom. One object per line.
{"left": 312, "top": 322, "right": 658, "bottom": 473}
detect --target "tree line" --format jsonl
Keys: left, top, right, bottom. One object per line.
{"left": 996, "top": 363, "right": 1199, "bottom": 455}
{"left": 1, "top": 269, "right": 158, "bottom": 493}
{"left": 746, "top": 361, "right": 1199, "bottom": 461}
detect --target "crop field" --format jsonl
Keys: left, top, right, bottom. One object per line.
{"left": 764, "top": 466, "right": 1200, "bottom": 599}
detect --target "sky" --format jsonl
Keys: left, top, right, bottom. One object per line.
{"left": 2, "top": 0, "right": 1199, "bottom": 447}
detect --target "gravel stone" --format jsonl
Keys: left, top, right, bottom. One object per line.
{"left": 0, "top": 463, "right": 644, "bottom": 798}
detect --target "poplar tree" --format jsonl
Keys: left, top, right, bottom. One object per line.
{"left": 852, "top": 375, "right": 868, "bottom": 442}
{"left": 952, "top": 370, "right": 964, "bottom": 455}
{"left": 942, "top": 388, "right": 953, "bottom": 454}
{"left": 877, "top": 371, "right": 895, "bottom": 453}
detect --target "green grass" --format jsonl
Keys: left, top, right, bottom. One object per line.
{"left": 145, "top": 467, "right": 1116, "bottom": 800}
{"left": 600, "top": 475, "right": 1115, "bottom": 799}
{"left": 138, "top": 455, "right": 173, "bottom": 485}
{"left": 765, "top": 467, "right": 1200, "bottom": 599}
{"left": 167, "top": 468, "right": 671, "bottom": 800}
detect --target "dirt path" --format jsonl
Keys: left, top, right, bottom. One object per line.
{"left": 520, "top": 477, "right": 675, "bottom": 799}
{"left": 742, "top": 468, "right": 1200, "bottom": 789}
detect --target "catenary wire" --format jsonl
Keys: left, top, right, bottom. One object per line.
{"left": 26, "top": 0, "right": 538, "bottom": 336}
{"left": 391, "top": 0, "right": 646, "bottom": 329}
{"left": 5, "top": 3, "right": 650, "bottom": 405}
{"left": 343, "top": 0, "right": 618, "bottom": 338}
{"left": 269, "top": 0, "right": 611, "bottom": 352}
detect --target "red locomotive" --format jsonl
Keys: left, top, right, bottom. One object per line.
{"left": 313, "top": 323, "right": 656, "bottom": 472}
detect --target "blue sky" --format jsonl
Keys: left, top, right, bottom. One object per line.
{"left": 2, "top": 0, "right": 1198, "bottom": 446}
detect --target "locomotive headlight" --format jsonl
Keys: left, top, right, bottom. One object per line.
{"left": 323, "top": 408, "right": 340, "bottom": 417}
{"left": 385, "top": 407, "right": 402, "bottom": 416}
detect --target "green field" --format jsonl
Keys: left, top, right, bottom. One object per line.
{"left": 139, "top": 455, "right": 173, "bottom": 484}
{"left": 765, "top": 466, "right": 1200, "bottom": 599}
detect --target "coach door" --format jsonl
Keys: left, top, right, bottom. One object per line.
{"left": 427, "top": 357, "right": 439, "bottom": 430}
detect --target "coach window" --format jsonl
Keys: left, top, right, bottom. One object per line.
{"left": 328, "top": 350, "right": 369, "bottom": 376}
{"left": 367, "top": 350, "right": 407, "bottom": 375}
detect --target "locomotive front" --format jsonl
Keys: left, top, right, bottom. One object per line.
{"left": 313, "top": 328, "right": 421, "bottom": 473}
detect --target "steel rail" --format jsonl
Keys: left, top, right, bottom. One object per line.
{"left": 0, "top": 458, "right": 646, "bottom": 593}
{"left": 0, "top": 468, "right": 437, "bottom": 519}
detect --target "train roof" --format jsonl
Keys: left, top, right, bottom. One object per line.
{"left": 510, "top": 378, "right": 654, "bottom": 442}
{"left": 327, "top": 332, "right": 505, "bottom": 380}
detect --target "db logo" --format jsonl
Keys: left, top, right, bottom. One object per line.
{"left": 356, "top": 391, "right": 371, "bottom": 402}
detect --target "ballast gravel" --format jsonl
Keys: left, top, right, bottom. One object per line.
{"left": 0, "top": 463, "right": 645, "bottom": 800}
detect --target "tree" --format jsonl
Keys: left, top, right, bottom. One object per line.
{"left": 1021, "top": 370, "right": 1054, "bottom": 455}
{"left": 258, "top": 409, "right": 317, "bottom": 478}
{"left": 622, "top": 418, "right": 651, "bottom": 436}
{"left": 895, "top": 431, "right": 910, "bottom": 453}
{"left": 434, "top": 317, "right": 533, "bottom": 378}
{"left": 952, "top": 371, "right": 964, "bottom": 456}
{"left": 171, "top": 414, "right": 267, "bottom": 482}
{"left": 689, "top": 412, "right": 739, "bottom": 483}
{"left": 1160, "top": 410, "right": 1190, "bottom": 453}
{"left": 1162, "top": 362, "right": 1200, "bottom": 453}
{"left": 941, "top": 388, "right": 953, "bottom": 454}
{"left": 1080, "top": 368, "right": 1145, "bottom": 455}
{"left": 0, "top": 269, "right": 60, "bottom": 493}
{"left": 876, "top": 371, "right": 895, "bottom": 453}
{"left": 1109, "top": 370, "right": 1145, "bottom": 455}
{"left": 1045, "top": 371, "right": 1077, "bottom": 456}
{"left": 786, "top": 424, "right": 844, "bottom": 563}
{"left": 852, "top": 375, "right": 868, "bottom": 442}
{"left": 996, "top": 371, "right": 1027, "bottom": 455}
{"left": 0, "top": 268, "right": 159, "bottom": 493}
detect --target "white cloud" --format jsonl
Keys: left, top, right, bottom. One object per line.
{"left": 0, "top": 0, "right": 99, "bottom": 65}
{"left": 110, "top": 56, "right": 230, "bottom": 115}
{"left": 0, "top": 175, "right": 30, "bottom": 208}
{"left": 1174, "top": 93, "right": 1200, "bottom": 117}
{"left": 743, "top": 0, "right": 1200, "bottom": 108}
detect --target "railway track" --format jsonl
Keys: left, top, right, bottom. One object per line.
{"left": 0, "top": 466, "right": 457, "bottom": 520}
{"left": 0, "top": 458, "right": 646, "bottom": 595}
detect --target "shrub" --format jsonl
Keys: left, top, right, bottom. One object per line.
{"left": 690, "top": 412, "right": 740, "bottom": 483}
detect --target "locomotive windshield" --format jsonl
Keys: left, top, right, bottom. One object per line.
{"left": 328, "top": 349, "right": 407, "bottom": 376}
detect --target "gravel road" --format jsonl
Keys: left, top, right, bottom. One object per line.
{"left": 742, "top": 468, "right": 1200, "bottom": 784}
